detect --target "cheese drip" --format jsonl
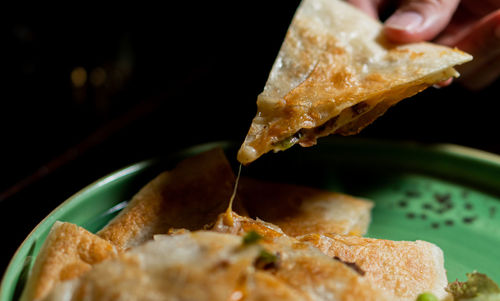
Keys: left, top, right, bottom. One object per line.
{"left": 223, "top": 163, "right": 242, "bottom": 226}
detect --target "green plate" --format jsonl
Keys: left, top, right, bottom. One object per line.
{"left": 2, "top": 138, "right": 500, "bottom": 301}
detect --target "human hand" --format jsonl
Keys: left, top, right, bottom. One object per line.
{"left": 348, "top": 0, "right": 500, "bottom": 90}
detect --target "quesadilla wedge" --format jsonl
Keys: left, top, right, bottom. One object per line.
{"left": 44, "top": 231, "right": 390, "bottom": 301}
{"left": 300, "top": 233, "right": 449, "bottom": 301}
{"left": 237, "top": 177, "right": 373, "bottom": 236}
{"left": 237, "top": 0, "right": 472, "bottom": 164}
{"left": 20, "top": 222, "right": 117, "bottom": 301}
{"left": 214, "top": 210, "right": 450, "bottom": 301}
{"left": 97, "top": 147, "right": 247, "bottom": 250}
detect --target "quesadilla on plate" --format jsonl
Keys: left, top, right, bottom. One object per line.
{"left": 97, "top": 148, "right": 247, "bottom": 250}
{"left": 238, "top": 177, "right": 373, "bottom": 236}
{"left": 43, "top": 231, "right": 391, "bottom": 301}
{"left": 19, "top": 148, "right": 474, "bottom": 301}
{"left": 300, "top": 233, "right": 449, "bottom": 301}
{"left": 237, "top": 0, "right": 472, "bottom": 164}
{"left": 20, "top": 222, "right": 117, "bottom": 301}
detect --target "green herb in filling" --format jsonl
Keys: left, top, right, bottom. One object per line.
{"left": 254, "top": 249, "right": 278, "bottom": 270}
{"left": 242, "top": 231, "right": 263, "bottom": 245}
{"left": 273, "top": 132, "right": 302, "bottom": 151}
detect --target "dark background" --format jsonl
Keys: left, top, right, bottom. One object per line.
{"left": 2, "top": 2, "right": 499, "bottom": 275}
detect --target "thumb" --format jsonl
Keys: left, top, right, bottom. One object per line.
{"left": 383, "top": 0, "right": 460, "bottom": 43}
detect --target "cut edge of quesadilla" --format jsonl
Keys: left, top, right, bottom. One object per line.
{"left": 298, "top": 66, "right": 459, "bottom": 142}
{"left": 236, "top": 0, "right": 472, "bottom": 165}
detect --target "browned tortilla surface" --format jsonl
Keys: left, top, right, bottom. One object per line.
{"left": 97, "top": 147, "right": 246, "bottom": 250}
{"left": 238, "top": 177, "right": 373, "bottom": 236}
{"left": 300, "top": 233, "right": 450, "bottom": 300}
{"left": 20, "top": 222, "right": 117, "bottom": 301}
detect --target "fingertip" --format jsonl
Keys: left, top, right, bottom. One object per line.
{"left": 383, "top": 11, "right": 426, "bottom": 43}
{"left": 432, "top": 78, "right": 453, "bottom": 89}
{"left": 383, "top": 0, "right": 460, "bottom": 43}
{"left": 384, "top": 26, "right": 420, "bottom": 44}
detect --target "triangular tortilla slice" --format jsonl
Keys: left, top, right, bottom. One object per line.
{"left": 44, "top": 231, "right": 390, "bottom": 301}
{"left": 300, "top": 233, "right": 450, "bottom": 301}
{"left": 237, "top": 0, "right": 472, "bottom": 164}
{"left": 97, "top": 147, "right": 247, "bottom": 250}
{"left": 237, "top": 177, "right": 373, "bottom": 236}
{"left": 212, "top": 211, "right": 448, "bottom": 300}
{"left": 211, "top": 213, "right": 392, "bottom": 300}
{"left": 20, "top": 221, "right": 117, "bottom": 301}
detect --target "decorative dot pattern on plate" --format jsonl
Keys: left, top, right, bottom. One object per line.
{"left": 357, "top": 173, "right": 500, "bottom": 282}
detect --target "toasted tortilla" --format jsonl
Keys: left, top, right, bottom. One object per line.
{"left": 20, "top": 222, "right": 117, "bottom": 301}
{"left": 97, "top": 148, "right": 246, "bottom": 250}
{"left": 214, "top": 211, "right": 449, "bottom": 300}
{"left": 300, "top": 233, "right": 450, "bottom": 301}
{"left": 44, "top": 231, "right": 390, "bottom": 301}
{"left": 237, "top": 0, "right": 472, "bottom": 164}
{"left": 237, "top": 177, "right": 373, "bottom": 236}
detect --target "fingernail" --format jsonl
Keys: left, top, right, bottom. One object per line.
{"left": 433, "top": 78, "right": 453, "bottom": 89}
{"left": 385, "top": 11, "right": 423, "bottom": 32}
